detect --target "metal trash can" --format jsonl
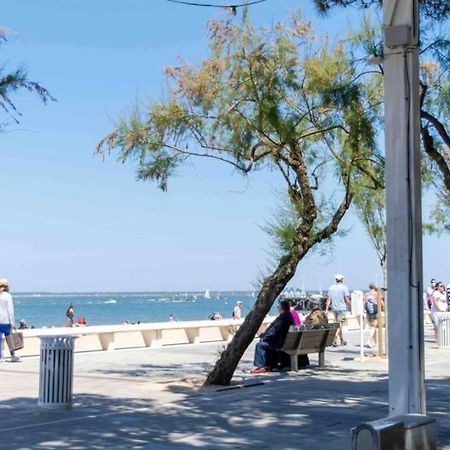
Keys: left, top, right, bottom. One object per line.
{"left": 38, "top": 335, "right": 78, "bottom": 408}
{"left": 435, "top": 312, "right": 450, "bottom": 348}
{"left": 351, "top": 414, "right": 436, "bottom": 450}
{"left": 352, "top": 416, "right": 404, "bottom": 449}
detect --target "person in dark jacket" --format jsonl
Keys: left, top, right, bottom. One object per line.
{"left": 251, "top": 300, "right": 293, "bottom": 373}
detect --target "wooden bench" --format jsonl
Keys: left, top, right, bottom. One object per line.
{"left": 280, "top": 323, "right": 340, "bottom": 371}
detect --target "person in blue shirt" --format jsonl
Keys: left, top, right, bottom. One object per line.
{"left": 325, "top": 274, "right": 350, "bottom": 346}
{"left": 251, "top": 300, "right": 293, "bottom": 373}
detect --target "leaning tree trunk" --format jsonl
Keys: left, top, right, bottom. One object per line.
{"left": 204, "top": 178, "right": 352, "bottom": 386}
{"left": 204, "top": 247, "right": 304, "bottom": 386}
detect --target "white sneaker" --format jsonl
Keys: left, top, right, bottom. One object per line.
{"left": 0, "top": 357, "right": 5, "bottom": 363}
{"left": 10, "top": 355, "right": 20, "bottom": 362}
{"left": 365, "top": 342, "right": 374, "bottom": 348}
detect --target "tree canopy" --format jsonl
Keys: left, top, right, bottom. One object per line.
{"left": 98, "top": 12, "right": 381, "bottom": 384}
{"left": 312, "top": 0, "right": 449, "bottom": 21}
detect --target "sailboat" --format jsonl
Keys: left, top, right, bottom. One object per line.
{"left": 204, "top": 289, "right": 211, "bottom": 299}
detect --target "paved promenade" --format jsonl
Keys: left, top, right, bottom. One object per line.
{"left": 1, "top": 326, "right": 449, "bottom": 449}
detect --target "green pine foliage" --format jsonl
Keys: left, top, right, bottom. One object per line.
{"left": 0, "top": 27, "right": 54, "bottom": 129}
{"left": 98, "top": 12, "right": 381, "bottom": 257}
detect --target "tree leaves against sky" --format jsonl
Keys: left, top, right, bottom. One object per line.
{"left": 0, "top": 27, "right": 55, "bottom": 130}
{"left": 97, "top": 11, "right": 382, "bottom": 385}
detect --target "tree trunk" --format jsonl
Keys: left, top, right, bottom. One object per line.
{"left": 204, "top": 249, "right": 303, "bottom": 386}
{"left": 204, "top": 189, "right": 352, "bottom": 386}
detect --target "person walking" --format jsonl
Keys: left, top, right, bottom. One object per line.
{"left": 426, "top": 278, "right": 437, "bottom": 310}
{"left": 232, "top": 301, "right": 242, "bottom": 320}
{"left": 66, "top": 303, "right": 74, "bottom": 327}
{"left": 0, "top": 278, "right": 20, "bottom": 362}
{"left": 325, "top": 274, "right": 350, "bottom": 347}
{"left": 364, "top": 283, "right": 381, "bottom": 348}
{"left": 431, "top": 281, "right": 448, "bottom": 339}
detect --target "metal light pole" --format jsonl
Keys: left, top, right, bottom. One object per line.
{"left": 383, "top": 0, "right": 425, "bottom": 415}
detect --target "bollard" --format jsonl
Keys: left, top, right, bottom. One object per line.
{"left": 38, "top": 335, "right": 78, "bottom": 409}
{"left": 435, "top": 312, "right": 450, "bottom": 348}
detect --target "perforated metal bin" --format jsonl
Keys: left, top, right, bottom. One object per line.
{"left": 38, "top": 335, "right": 78, "bottom": 408}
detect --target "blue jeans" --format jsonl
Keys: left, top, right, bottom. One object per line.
{"left": 254, "top": 341, "right": 277, "bottom": 368}
{"left": 0, "top": 324, "right": 12, "bottom": 358}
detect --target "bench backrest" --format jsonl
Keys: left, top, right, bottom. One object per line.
{"left": 281, "top": 324, "right": 339, "bottom": 354}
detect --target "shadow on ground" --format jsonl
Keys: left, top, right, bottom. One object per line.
{"left": 0, "top": 365, "right": 449, "bottom": 449}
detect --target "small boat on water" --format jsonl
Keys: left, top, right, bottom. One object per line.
{"left": 204, "top": 289, "right": 211, "bottom": 299}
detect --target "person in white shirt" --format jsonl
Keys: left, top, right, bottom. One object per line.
{"left": 425, "top": 278, "right": 436, "bottom": 309}
{"left": 233, "top": 301, "right": 242, "bottom": 320}
{"left": 0, "top": 278, "right": 20, "bottom": 362}
{"left": 431, "top": 281, "right": 448, "bottom": 340}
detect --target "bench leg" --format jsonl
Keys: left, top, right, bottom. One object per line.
{"left": 291, "top": 355, "right": 298, "bottom": 372}
{"left": 318, "top": 351, "right": 325, "bottom": 367}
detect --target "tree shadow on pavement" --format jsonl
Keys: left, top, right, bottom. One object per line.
{"left": 0, "top": 370, "right": 448, "bottom": 449}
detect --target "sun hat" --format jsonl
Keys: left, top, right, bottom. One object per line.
{"left": 237, "top": 301, "right": 242, "bottom": 305}
{"left": 335, "top": 274, "right": 344, "bottom": 281}
{"left": 0, "top": 278, "right": 9, "bottom": 287}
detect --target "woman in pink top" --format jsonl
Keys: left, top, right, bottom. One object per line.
{"left": 288, "top": 300, "right": 301, "bottom": 325}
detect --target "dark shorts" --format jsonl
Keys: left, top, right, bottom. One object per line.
{"left": 0, "top": 323, "right": 12, "bottom": 336}
{"left": 367, "top": 313, "right": 377, "bottom": 326}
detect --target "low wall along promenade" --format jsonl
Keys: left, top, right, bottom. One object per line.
{"left": 15, "top": 317, "right": 274, "bottom": 357}
{"left": 13, "top": 313, "right": 362, "bottom": 357}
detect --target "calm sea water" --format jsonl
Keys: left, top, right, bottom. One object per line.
{"left": 12, "top": 291, "right": 276, "bottom": 328}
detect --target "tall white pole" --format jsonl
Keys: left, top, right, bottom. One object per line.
{"left": 383, "top": 0, "right": 425, "bottom": 415}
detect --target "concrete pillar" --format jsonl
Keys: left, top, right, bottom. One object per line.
{"left": 383, "top": 0, "right": 425, "bottom": 415}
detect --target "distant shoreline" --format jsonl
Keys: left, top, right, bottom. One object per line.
{"left": 14, "top": 290, "right": 255, "bottom": 296}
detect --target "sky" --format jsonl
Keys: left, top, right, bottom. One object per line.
{"left": 0, "top": 0, "right": 447, "bottom": 292}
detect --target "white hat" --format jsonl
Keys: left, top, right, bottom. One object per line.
{"left": 0, "top": 278, "right": 9, "bottom": 287}
{"left": 237, "top": 301, "right": 242, "bottom": 305}
{"left": 335, "top": 274, "right": 344, "bottom": 281}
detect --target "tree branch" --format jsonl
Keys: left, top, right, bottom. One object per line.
{"left": 421, "top": 124, "right": 450, "bottom": 192}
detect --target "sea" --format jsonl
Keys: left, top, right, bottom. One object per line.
{"left": 12, "top": 291, "right": 278, "bottom": 329}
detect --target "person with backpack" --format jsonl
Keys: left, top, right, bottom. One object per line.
{"left": 364, "top": 283, "right": 380, "bottom": 349}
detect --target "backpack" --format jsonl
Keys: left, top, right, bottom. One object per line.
{"left": 365, "top": 299, "right": 378, "bottom": 316}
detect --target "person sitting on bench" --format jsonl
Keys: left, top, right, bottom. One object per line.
{"left": 251, "top": 300, "right": 293, "bottom": 374}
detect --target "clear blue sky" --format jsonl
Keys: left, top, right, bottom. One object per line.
{"left": 1, "top": 0, "right": 446, "bottom": 292}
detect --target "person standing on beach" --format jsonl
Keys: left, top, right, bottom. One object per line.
{"left": 0, "top": 278, "right": 20, "bottom": 362}
{"left": 325, "top": 274, "right": 350, "bottom": 347}
{"left": 66, "top": 303, "right": 74, "bottom": 327}
{"left": 232, "top": 301, "right": 242, "bottom": 320}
